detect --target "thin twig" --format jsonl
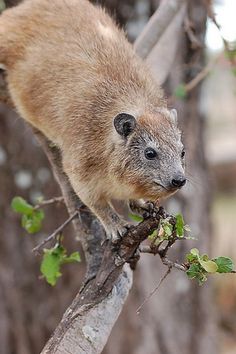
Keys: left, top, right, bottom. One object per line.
{"left": 140, "top": 246, "right": 187, "bottom": 272}
{"left": 184, "top": 55, "right": 220, "bottom": 92}
{"left": 184, "top": 16, "right": 202, "bottom": 49}
{"left": 32, "top": 211, "right": 79, "bottom": 253}
{"left": 34, "top": 196, "right": 64, "bottom": 210}
{"left": 136, "top": 266, "right": 172, "bottom": 314}
{"left": 161, "top": 256, "right": 187, "bottom": 272}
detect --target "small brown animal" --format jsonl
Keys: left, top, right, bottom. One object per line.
{"left": 0, "top": 0, "right": 186, "bottom": 240}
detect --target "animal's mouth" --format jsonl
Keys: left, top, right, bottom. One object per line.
{"left": 154, "top": 181, "right": 180, "bottom": 195}
{"left": 154, "top": 181, "right": 169, "bottom": 191}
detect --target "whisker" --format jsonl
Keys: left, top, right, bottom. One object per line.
{"left": 185, "top": 172, "right": 203, "bottom": 187}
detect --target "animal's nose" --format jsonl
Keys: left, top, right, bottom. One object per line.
{"left": 171, "top": 175, "right": 186, "bottom": 188}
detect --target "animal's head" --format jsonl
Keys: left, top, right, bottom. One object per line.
{"left": 112, "top": 109, "right": 186, "bottom": 201}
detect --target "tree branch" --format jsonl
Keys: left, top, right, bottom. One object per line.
{"left": 134, "top": 0, "right": 186, "bottom": 59}
{"left": 184, "top": 55, "right": 220, "bottom": 93}
{"left": 145, "top": 3, "right": 186, "bottom": 85}
{"left": 34, "top": 196, "right": 64, "bottom": 210}
{"left": 136, "top": 266, "right": 172, "bottom": 314}
{"left": 32, "top": 210, "right": 79, "bottom": 253}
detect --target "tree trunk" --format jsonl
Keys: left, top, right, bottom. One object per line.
{"left": 103, "top": 1, "right": 218, "bottom": 353}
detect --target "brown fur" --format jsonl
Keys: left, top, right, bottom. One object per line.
{"left": 0, "top": 0, "right": 185, "bottom": 240}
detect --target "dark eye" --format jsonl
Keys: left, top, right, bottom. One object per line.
{"left": 144, "top": 147, "right": 157, "bottom": 160}
{"left": 181, "top": 149, "right": 185, "bottom": 159}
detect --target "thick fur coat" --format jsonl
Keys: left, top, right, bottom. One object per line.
{"left": 0, "top": 0, "right": 185, "bottom": 239}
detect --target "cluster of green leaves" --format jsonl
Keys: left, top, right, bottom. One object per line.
{"left": 11, "top": 197, "right": 44, "bottom": 234}
{"left": 130, "top": 212, "right": 187, "bottom": 241}
{"left": 40, "top": 244, "right": 81, "bottom": 286}
{"left": 186, "top": 248, "right": 234, "bottom": 285}
{"left": 11, "top": 196, "right": 81, "bottom": 286}
{"left": 148, "top": 213, "right": 190, "bottom": 244}
{"left": 130, "top": 210, "right": 235, "bottom": 285}
{"left": 12, "top": 198, "right": 235, "bottom": 286}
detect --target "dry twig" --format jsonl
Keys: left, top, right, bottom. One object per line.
{"left": 32, "top": 210, "right": 79, "bottom": 253}
{"left": 34, "top": 196, "right": 64, "bottom": 210}
{"left": 140, "top": 245, "right": 187, "bottom": 272}
{"left": 184, "top": 16, "right": 202, "bottom": 49}
{"left": 184, "top": 56, "right": 219, "bottom": 92}
{"left": 136, "top": 266, "right": 172, "bottom": 314}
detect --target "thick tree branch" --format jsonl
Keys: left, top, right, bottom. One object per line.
{"left": 134, "top": 0, "right": 186, "bottom": 59}
{"left": 146, "top": 3, "right": 186, "bottom": 85}
{"left": 42, "top": 206, "right": 166, "bottom": 353}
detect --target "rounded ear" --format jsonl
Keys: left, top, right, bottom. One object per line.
{"left": 170, "top": 109, "right": 178, "bottom": 124}
{"left": 113, "top": 113, "right": 136, "bottom": 138}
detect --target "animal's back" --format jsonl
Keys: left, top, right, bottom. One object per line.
{"left": 0, "top": 0, "right": 163, "bottom": 147}
{"left": 0, "top": 0, "right": 186, "bottom": 241}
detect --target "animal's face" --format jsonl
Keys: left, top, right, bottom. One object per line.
{"left": 113, "top": 110, "right": 186, "bottom": 200}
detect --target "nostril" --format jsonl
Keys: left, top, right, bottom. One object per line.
{"left": 171, "top": 177, "right": 186, "bottom": 188}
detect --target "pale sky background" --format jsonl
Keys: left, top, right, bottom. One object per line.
{"left": 206, "top": 0, "right": 236, "bottom": 51}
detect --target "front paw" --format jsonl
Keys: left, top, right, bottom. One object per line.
{"left": 105, "top": 222, "right": 129, "bottom": 243}
{"left": 129, "top": 200, "right": 155, "bottom": 218}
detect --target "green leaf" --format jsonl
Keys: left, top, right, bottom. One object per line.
{"left": 40, "top": 247, "right": 63, "bottom": 286}
{"left": 163, "top": 222, "right": 173, "bottom": 237}
{"left": 128, "top": 213, "right": 143, "bottom": 222}
{"left": 40, "top": 245, "right": 81, "bottom": 286}
{"left": 199, "top": 259, "right": 218, "bottom": 273}
{"left": 148, "top": 229, "right": 158, "bottom": 240}
{"left": 232, "top": 67, "right": 236, "bottom": 76}
{"left": 174, "top": 84, "right": 187, "bottom": 99}
{"left": 21, "top": 209, "right": 44, "bottom": 234}
{"left": 186, "top": 263, "right": 201, "bottom": 279}
{"left": 190, "top": 248, "right": 199, "bottom": 256}
{"left": 214, "top": 257, "right": 234, "bottom": 273}
{"left": 62, "top": 251, "right": 81, "bottom": 264}
{"left": 201, "top": 254, "right": 209, "bottom": 261}
{"left": 186, "top": 253, "right": 197, "bottom": 262}
{"left": 175, "top": 213, "right": 184, "bottom": 237}
{"left": 11, "top": 197, "right": 34, "bottom": 215}
{"left": 186, "top": 263, "right": 207, "bottom": 285}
